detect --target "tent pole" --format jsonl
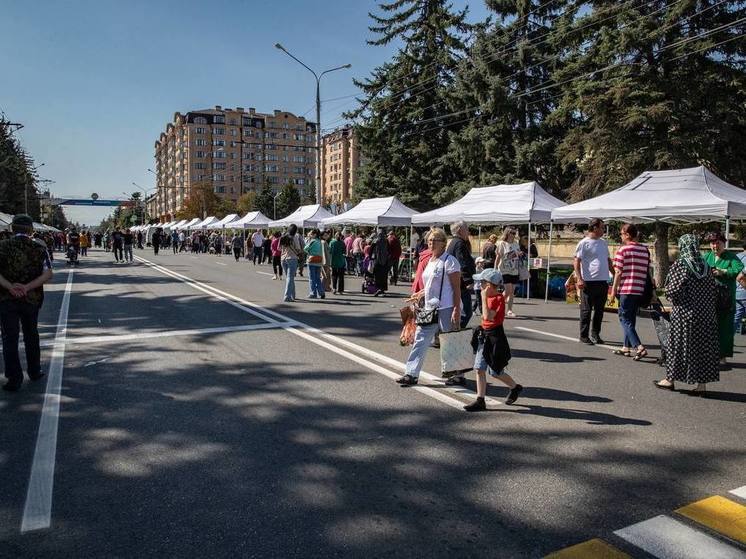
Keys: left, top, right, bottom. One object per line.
{"left": 526, "top": 222, "right": 531, "bottom": 300}
{"left": 544, "top": 221, "right": 553, "bottom": 302}
{"left": 726, "top": 215, "right": 731, "bottom": 249}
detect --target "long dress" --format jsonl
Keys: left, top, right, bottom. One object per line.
{"left": 665, "top": 260, "right": 720, "bottom": 384}
{"left": 704, "top": 250, "right": 744, "bottom": 358}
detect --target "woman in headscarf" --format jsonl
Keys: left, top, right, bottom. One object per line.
{"left": 371, "top": 228, "right": 389, "bottom": 296}
{"left": 703, "top": 231, "right": 744, "bottom": 363}
{"left": 654, "top": 234, "right": 719, "bottom": 395}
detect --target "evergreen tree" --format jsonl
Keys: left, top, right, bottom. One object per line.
{"left": 236, "top": 192, "right": 257, "bottom": 215}
{"left": 350, "top": 0, "right": 472, "bottom": 209}
{"left": 254, "top": 182, "right": 275, "bottom": 219}
{"left": 0, "top": 117, "right": 41, "bottom": 219}
{"left": 275, "top": 182, "right": 301, "bottom": 219}
{"left": 445, "top": 0, "right": 575, "bottom": 199}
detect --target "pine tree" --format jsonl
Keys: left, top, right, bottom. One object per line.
{"left": 0, "top": 117, "right": 41, "bottom": 219}
{"left": 275, "top": 182, "right": 301, "bottom": 219}
{"left": 445, "top": 0, "right": 575, "bottom": 199}
{"left": 255, "top": 182, "right": 275, "bottom": 219}
{"left": 350, "top": 0, "right": 472, "bottom": 209}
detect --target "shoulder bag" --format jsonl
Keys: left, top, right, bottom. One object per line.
{"left": 415, "top": 256, "right": 446, "bottom": 326}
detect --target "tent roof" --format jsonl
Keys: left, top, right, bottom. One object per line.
{"left": 270, "top": 204, "right": 334, "bottom": 228}
{"left": 551, "top": 166, "right": 746, "bottom": 224}
{"left": 411, "top": 181, "right": 565, "bottom": 225}
{"left": 193, "top": 216, "right": 219, "bottom": 229}
{"left": 321, "top": 196, "right": 420, "bottom": 227}
{"left": 207, "top": 214, "right": 239, "bottom": 229}
{"left": 171, "top": 219, "right": 189, "bottom": 229}
{"left": 182, "top": 218, "right": 202, "bottom": 228}
{"left": 229, "top": 211, "right": 272, "bottom": 229}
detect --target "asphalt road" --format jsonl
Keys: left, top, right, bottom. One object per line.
{"left": 1, "top": 247, "right": 744, "bottom": 558}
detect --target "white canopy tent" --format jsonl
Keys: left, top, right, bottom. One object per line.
{"left": 191, "top": 216, "right": 219, "bottom": 230}
{"left": 206, "top": 214, "right": 239, "bottom": 230}
{"left": 270, "top": 204, "right": 334, "bottom": 229}
{"left": 229, "top": 211, "right": 272, "bottom": 229}
{"left": 170, "top": 219, "right": 189, "bottom": 230}
{"left": 0, "top": 212, "right": 13, "bottom": 230}
{"left": 546, "top": 166, "right": 746, "bottom": 300}
{"left": 182, "top": 218, "right": 202, "bottom": 229}
{"left": 412, "top": 181, "right": 565, "bottom": 225}
{"left": 413, "top": 182, "right": 566, "bottom": 299}
{"left": 321, "top": 196, "right": 420, "bottom": 227}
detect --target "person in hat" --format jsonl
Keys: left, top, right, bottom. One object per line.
{"left": 703, "top": 231, "right": 744, "bottom": 362}
{"left": 463, "top": 267, "right": 523, "bottom": 411}
{"left": 0, "top": 214, "right": 53, "bottom": 391}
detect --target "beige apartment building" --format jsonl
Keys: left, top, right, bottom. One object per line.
{"left": 320, "top": 126, "right": 362, "bottom": 207}
{"left": 153, "top": 106, "right": 317, "bottom": 221}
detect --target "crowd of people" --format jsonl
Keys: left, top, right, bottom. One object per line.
{"left": 1, "top": 214, "right": 743, "bottom": 405}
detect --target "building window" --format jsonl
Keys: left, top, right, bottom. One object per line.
{"left": 214, "top": 128, "right": 225, "bottom": 135}
{"left": 196, "top": 127, "right": 206, "bottom": 134}
{"left": 242, "top": 117, "right": 252, "bottom": 126}
{"left": 213, "top": 151, "right": 227, "bottom": 158}
{"left": 196, "top": 139, "right": 207, "bottom": 146}
{"left": 265, "top": 164, "right": 278, "bottom": 172}
{"left": 196, "top": 151, "right": 206, "bottom": 158}
{"left": 194, "top": 162, "right": 207, "bottom": 170}
{"left": 213, "top": 139, "right": 226, "bottom": 147}
{"left": 214, "top": 115, "right": 225, "bottom": 124}
{"left": 194, "top": 117, "right": 207, "bottom": 124}
{"left": 212, "top": 162, "right": 226, "bottom": 170}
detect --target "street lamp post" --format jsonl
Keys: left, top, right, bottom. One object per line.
{"left": 274, "top": 43, "right": 350, "bottom": 206}
{"left": 27, "top": 162, "right": 45, "bottom": 214}
{"left": 273, "top": 191, "right": 282, "bottom": 220}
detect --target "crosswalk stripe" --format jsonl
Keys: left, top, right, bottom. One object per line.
{"left": 676, "top": 496, "right": 746, "bottom": 545}
{"left": 614, "top": 515, "right": 745, "bottom": 559}
{"left": 544, "top": 538, "right": 631, "bottom": 558}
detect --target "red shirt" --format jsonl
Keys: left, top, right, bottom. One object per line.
{"left": 613, "top": 243, "right": 650, "bottom": 295}
{"left": 482, "top": 292, "right": 505, "bottom": 329}
{"left": 412, "top": 248, "right": 432, "bottom": 293}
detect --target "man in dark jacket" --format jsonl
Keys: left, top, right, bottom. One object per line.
{"left": 445, "top": 220, "right": 476, "bottom": 386}
{"left": 0, "top": 215, "right": 53, "bottom": 391}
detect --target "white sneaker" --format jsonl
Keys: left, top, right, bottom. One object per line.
{"left": 272, "top": 275, "right": 277, "bottom": 280}
{"left": 507, "top": 310, "right": 516, "bottom": 318}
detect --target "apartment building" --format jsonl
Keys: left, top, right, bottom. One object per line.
{"left": 153, "top": 106, "right": 317, "bottom": 221}
{"left": 320, "top": 126, "right": 362, "bottom": 207}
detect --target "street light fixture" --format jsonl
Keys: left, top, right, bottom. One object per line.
{"left": 274, "top": 42, "right": 351, "bottom": 206}
{"left": 273, "top": 191, "right": 282, "bottom": 220}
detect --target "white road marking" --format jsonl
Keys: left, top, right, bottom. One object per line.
{"left": 256, "top": 271, "right": 273, "bottom": 276}
{"left": 730, "top": 485, "right": 746, "bottom": 500}
{"left": 57, "top": 322, "right": 289, "bottom": 347}
{"left": 613, "top": 515, "right": 744, "bottom": 559}
{"left": 216, "top": 262, "right": 227, "bottom": 266}
{"left": 514, "top": 326, "right": 616, "bottom": 350}
{"left": 135, "top": 256, "right": 479, "bottom": 409}
{"left": 21, "top": 269, "right": 74, "bottom": 533}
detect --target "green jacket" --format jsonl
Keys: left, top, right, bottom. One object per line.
{"left": 329, "top": 239, "right": 346, "bottom": 269}
{"left": 0, "top": 235, "right": 50, "bottom": 306}
{"left": 704, "top": 250, "right": 744, "bottom": 300}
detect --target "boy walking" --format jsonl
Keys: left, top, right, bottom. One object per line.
{"left": 464, "top": 268, "right": 523, "bottom": 411}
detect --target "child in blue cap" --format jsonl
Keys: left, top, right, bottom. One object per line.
{"left": 464, "top": 267, "right": 523, "bottom": 411}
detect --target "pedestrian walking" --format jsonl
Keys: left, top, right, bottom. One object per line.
{"left": 112, "top": 229, "right": 124, "bottom": 262}
{"left": 481, "top": 234, "right": 498, "bottom": 268}
{"left": 251, "top": 229, "right": 264, "bottom": 265}
{"left": 352, "top": 232, "right": 365, "bottom": 276}
{"left": 262, "top": 235, "right": 272, "bottom": 264}
{"left": 152, "top": 228, "right": 162, "bottom": 256}
{"left": 0, "top": 215, "right": 53, "bottom": 392}
{"left": 344, "top": 230, "right": 355, "bottom": 274}
{"left": 703, "top": 231, "right": 744, "bottom": 363}
{"left": 231, "top": 233, "right": 242, "bottom": 262}
{"left": 370, "top": 228, "right": 389, "bottom": 296}
{"left": 280, "top": 224, "right": 303, "bottom": 302}
{"left": 179, "top": 230, "right": 186, "bottom": 252}
{"left": 171, "top": 230, "right": 179, "bottom": 254}
{"left": 79, "top": 230, "right": 89, "bottom": 256}
{"left": 330, "top": 231, "right": 346, "bottom": 294}
{"left": 495, "top": 227, "right": 522, "bottom": 318}
{"left": 270, "top": 231, "right": 283, "bottom": 280}
{"left": 305, "top": 229, "right": 325, "bottom": 299}
{"left": 136, "top": 230, "right": 143, "bottom": 249}
{"left": 321, "top": 230, "right": 333, "bottom": 293}
{"left": 396, "top": 228, "right": 461, "bottom": 386}
{"left": 123, "top": 229, "right": 134, "bottom": 262}
{"left": 654, "top": 234, "right": 719, "bottom": 395}
{"left": 610, "top": 223, "right": 650, "bottom": 360}
{"left": 573, "top": 218, "right": 613, "bottom": 344}
{"left": 387, "top": 230, "right": 402, "bottom": 286}
{"left": 463, "top": 268, "right": 523, "bottom": 411}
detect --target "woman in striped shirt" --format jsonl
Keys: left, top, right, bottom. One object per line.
{"left": 611, "top": 223, "right": 651, "bottom": 360}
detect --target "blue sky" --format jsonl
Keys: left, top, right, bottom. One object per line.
{"left": 1, "top": 0, "right": 489, "bottom": 226}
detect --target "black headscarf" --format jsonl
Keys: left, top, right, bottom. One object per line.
{"left": 373, "top": 228, "right": 388, "bottom": 264}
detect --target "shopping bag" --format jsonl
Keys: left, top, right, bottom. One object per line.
{"left": 439, "top": 328, "right": 474, "bottom": 377}
{"left": 400, "top": 315, "right": 416, "bottom": 346}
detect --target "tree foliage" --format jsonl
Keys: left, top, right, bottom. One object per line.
{"left": 0, "top": 117, "right": 42, "bottom": 219}
{"left": 176, "top": 182, "right": 234, "bottom": 219}
{"left": 275, "top": 181, "right": 301, "bottom": 219}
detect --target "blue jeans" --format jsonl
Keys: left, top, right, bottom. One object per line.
{"left": 282, "top": 258, "right": 298, "bottom": 301}
{"left": 734, "top": 299, "right": 746, "bottom": 335}
{"left": 308, "top": 265, "right": 324, "bottom": 298}
{"left": 404, "top": 307, "right": 454, "bottom": 379}
{"left": 618, "top": 294, "right": 642, "bottom": 348}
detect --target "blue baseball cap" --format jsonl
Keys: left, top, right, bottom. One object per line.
{"left": 473, "top": 268, "right": 503, "bottom": 285}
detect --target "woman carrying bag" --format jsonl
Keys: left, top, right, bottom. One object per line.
{"left": 396, "top": 228, "right": 461, "bottom": 386}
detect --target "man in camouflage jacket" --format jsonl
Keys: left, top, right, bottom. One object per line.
{"left": 0, "top": 214, "right": 53, "bottom": 391}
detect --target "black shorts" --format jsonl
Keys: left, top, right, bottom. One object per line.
{"left": 502, "top": 274, "right": 520, "bottom": 285}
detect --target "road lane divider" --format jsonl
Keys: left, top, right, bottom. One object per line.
{"left": 515, "top": 326, "right": 616, "bottom": 351}
{"left": 134, "top": 256, "right": 496, "bottom": 409}
{"left": 21, "top": 268, "right": 74, "bottom": 533}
